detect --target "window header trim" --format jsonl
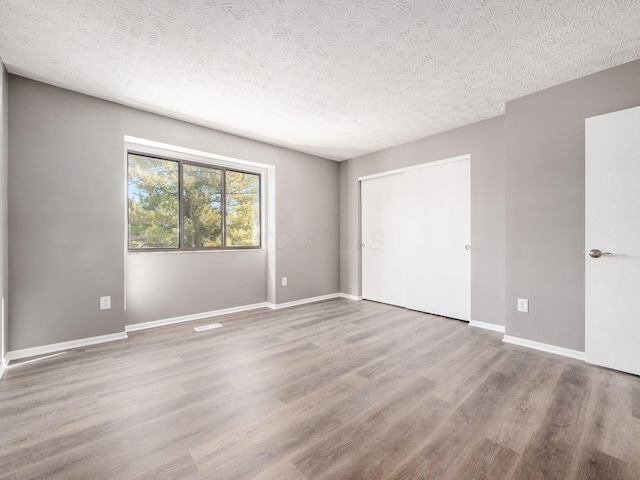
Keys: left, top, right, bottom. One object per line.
{"left": 124, "top": 135, "right": 271, "bottom": 173}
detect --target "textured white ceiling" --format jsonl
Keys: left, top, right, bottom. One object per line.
{"left": 1, "top": 1, "right": 639, "bottom": 160}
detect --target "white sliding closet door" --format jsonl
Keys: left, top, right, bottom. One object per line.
{"left": 404, "top": 159, "right": 470, "bottom": 320}
{"left": 360, "top": 157, "right": 471, "bottom": 321}
{"left": 361, "top": 173, "right": 406, "bottom": 307}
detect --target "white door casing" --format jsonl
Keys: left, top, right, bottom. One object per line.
{"left": 585, "top": 106, "right": 640, "bottom": 376}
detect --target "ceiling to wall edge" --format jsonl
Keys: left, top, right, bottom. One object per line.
{"left": 6, "top": 66, "right": 513, "bottom": 164}
{"left": 4, "top": 66, "right": 344, "bottom": 162}
{"left": 7, "top": 57, "right": 637, "bottom": 163}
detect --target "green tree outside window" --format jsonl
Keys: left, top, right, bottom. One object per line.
{"left": 127, "top": 153, "right": 261, "bottom": 250}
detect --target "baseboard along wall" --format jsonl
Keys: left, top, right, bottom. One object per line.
{"left": 4, "top": 293, "right": 362, "bottom": 365}
{"left": 3, "top": 295, "right": 586, "bottom": 368}
{"left": 502, "top": 335, "right": 586, "bottom": 361}
{"left": 266, "top": 293, "right": 353, "bottom": 310}
{"left": 125, "top": 302, "right": 269, "bottom": 333}
{"left": 5, "top": 332, "right": 129, "bottom": 363}
{"left": 468, "top": 320, "right": 505, "bottom": 333}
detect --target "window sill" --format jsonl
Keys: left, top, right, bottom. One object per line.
{"left": 126, "top": 248, "right": 266, "bottom": 255}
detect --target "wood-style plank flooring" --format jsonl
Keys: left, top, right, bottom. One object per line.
{"left": 1, "top": 299, "right": 639, "bottom": 479}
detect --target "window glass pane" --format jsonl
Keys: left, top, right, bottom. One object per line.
{"left": 226, "top": 171, "right": 260, "bottom": 247}
{"left": 128, "top": 154, "right": 179, "bottom": 249}
{"left": 183, "top": 164, "right": 223, "bottom": 248}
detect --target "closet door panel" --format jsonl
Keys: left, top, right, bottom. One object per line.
{"left": 404, "top": 160, "right": 471, "bottom": 320}
{"left": 361, "top": 173, "right": 406, "bottom": 307}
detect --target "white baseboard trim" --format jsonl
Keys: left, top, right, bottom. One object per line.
{"left": 267, "top": 293, "right": 343, "bottom": 310}
{"left": 267, "top": 292, "right": 362, "bottom": 310}
{"left": 125, "top": 302, "right": 269, "bottom": 333}
{"left": 502, "top": 335, "right": 586, "bottom": 361}
{"left": 6, "top": 332, "right": 129, "bottom": 363}
{"left": 337, "top": 293, "right": 363, "bottom": 301}
{"left": 469, "top": 320, "right": 505, "bottom": 333}
{"left": 1, "top": 293, "right": 363, "bottom": 369}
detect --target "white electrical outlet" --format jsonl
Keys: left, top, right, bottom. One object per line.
{"left": 100, "top": 296, "right": 111, "bottom": 310}
{"left": 281, "top": 277, "right": 287, "bottom": 286}
{"left": 517, "top": 298, "right": 529, "bottom": 313}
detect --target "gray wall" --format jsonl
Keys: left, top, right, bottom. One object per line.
{"left": 504, "top": 60, "right": 640, "bottom": 351}
{"left": 8, "top": 59, "right": 640, "bottom": 353}
{"left": 8, "top": 76, "right": 339, "bottom": 350}
{"left": 341, "top": 116, "right": 506, "bottom": 327}
{"left": 125, "top": 251, "right": 267, "bottom": 325}
{"left": 0, "top": 61, "right": 7, "bottom": 361}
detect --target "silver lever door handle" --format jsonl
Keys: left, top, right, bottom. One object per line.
{"left": 584, "top": 249, "right": 613, "bottom": 258}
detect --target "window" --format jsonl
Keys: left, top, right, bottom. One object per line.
{"left": 128, "top": 154, "right": 180, "bottom": 249}
{"left": 226, "top": 170, "right": 261, "bottom": 247}
{"left": 183, "top": 164, "right": 223, "bottom": 248}
{"left": 127, "top": 153, "right": 261, "bottom": 250}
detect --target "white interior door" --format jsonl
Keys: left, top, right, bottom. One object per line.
{"left": 361, "top": 173, "right": 406, "bottom": 307}
{"left": 585, "top": 106, "right": 640, "bottom": 376}
{"left": 404, "top": 159, "right": 470, "bottom": 320}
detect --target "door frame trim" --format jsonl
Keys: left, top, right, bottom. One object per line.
{"left": 357, "top": 154, "right": 470, "bottom": 182}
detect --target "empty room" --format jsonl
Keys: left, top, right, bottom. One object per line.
{"left": 0, "top": 1, "right": 639, "bottom": 479}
